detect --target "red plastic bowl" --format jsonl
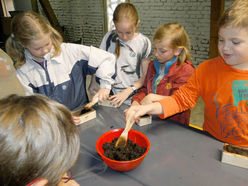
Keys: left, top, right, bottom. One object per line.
{"left": 96, "top": 128, "right": 150, "bottom": 172}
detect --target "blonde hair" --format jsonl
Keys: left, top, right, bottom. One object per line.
{"left": 153, "top": 23, "right": 191, "bottom": 66}
{"left": 219, "top": 0, "right": 248, "bottom": 30}
{"left": 0, "top": 94, "right": 80, "bottom": 185}
{"left": 113, "top": 3, "right": 139, "bottom": 57}
{"left": 5, "top": 11, "right": 63, "bottom": 68}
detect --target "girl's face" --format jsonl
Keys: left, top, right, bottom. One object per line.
{"left": 153, "top": 39, "right": 180, "bottom": 63}
{"left": 26, "top": 33, "right": 53, "bottom": 59}
{"left": 115, "top": 18, "right": 137, "bottom": 42}
{"left": 218, "top": 26, "right": 248, "bottom": 70}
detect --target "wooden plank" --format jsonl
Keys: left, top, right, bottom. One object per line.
{"left": 72, "top": 108, "right": 96, "bottom": 125}
{"left": 98, "top": 99, "right": 117, "bottom": 108}
{"left": 137, "top": 115, "right": 152, "bottom": 127}
{"left": 221, "top": 143, "right": 248, "bottom": 169}
{"left": 31, "top": 0, "right": 39, "bottom": 12}
{"left": 209, "top": 0, "right": 224, "bottom": 58}
{"left": 38, "top": 0, "right": 66, "bottom": 41}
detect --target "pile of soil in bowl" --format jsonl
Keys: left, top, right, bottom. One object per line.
{"left": 102, "top": 137, "right": 147, "bottom": 161}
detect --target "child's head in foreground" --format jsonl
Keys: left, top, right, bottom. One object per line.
{"left": 0, "top": 94, "right": 80, "bottom": 185}
{"left": 6, "top": 11, "right": 63, "bottom": 68}
{"left": 153, "top": 23, "right": 191, "bottom": 66}
{"left": 218, "top": 0, "right": 248, "bottom": 70}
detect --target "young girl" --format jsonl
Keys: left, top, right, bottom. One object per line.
{"left": 90, "top": 3, "right": 151, "bottom": 107}
{"left": 6, "top": 11, "right": 115, "bottom": 112}
{"left": 131, "top": 23, "right": 195, "bottom": 125}
{"left": 125, "top": 0, "right": 248, "bottom": 147}
{"left": 0, "top": 94, "right": 80, "bottom": 185}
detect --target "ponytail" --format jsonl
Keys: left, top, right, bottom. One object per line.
{"left": 177, "top": 46, "right": 190, "bottom": 66}
{"left": 5, "top": 36, "right": 26, "bottom": 68}
{"left": 115, "top": 39, "right": 120, "bottom": 58}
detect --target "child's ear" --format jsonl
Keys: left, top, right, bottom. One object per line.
{"left": 174, "top": 47, "right": 184, "bottom": 56}
{"left": 136, "top": 20, "right": 140, "bottom": 27}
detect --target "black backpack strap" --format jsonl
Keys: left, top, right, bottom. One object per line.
{"left": 106, "top": 31, "right": 117, "bottom": 51}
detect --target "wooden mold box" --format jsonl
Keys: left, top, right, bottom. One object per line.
{"left": 137, "top": 115, "right": 152, "bottom": 126}
{"left": 98, "top": 99, "right": 117, "bottom": 108}
{"left": 221, "top": 143, "right": 248, "bottom": 169}
{"left": 72, "top": 108, "right": 96, "bottom": 125}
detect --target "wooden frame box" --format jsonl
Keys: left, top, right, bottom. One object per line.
{"left": 72, "top": 108, "right": 96, "bottom": 125}
{"left": 221, "top": 143, "right": 248, "bottom": 169}
{"left": 98, "top": 99, "right": 117, "bottom": 108}
{"left": 137, "top": 115, "right": 152, "bottom": 126}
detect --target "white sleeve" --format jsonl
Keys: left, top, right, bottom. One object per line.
{"left": 61, "top": 43, "right": 116, "bottom": 89}
{"left": 87, "top": 46, "right": 116, "bottom": 89}
{"left": 16, "top": 70, "right": 34, "bottom": 95}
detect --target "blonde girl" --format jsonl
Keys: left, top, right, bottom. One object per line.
{"left": 90, "top": 3, "right": 151, "bottom": 107}
{"left": 6, "top": 11, "right": 115, "bottom": 115}
{"left": 131, "top": 23, "right": 195, "bottom": 125}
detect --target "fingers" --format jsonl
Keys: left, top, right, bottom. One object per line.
{"left": 95, "top": 88, "right": 110, "bottom": 102}
{"left": 109, "top": 94, "right": 126, "bottom": 107}
{"left": 92, "top": 94, "right": 99, "bottom": 103}
{"left": 73, "top": 116, "right": 81, "bottom": 125}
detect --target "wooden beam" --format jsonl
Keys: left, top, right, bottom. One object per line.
{"left": 31, "top": 0, "right": 39, "bottom": 13}
{"left": 209, "top": 0, "right": 225, "bottom": 58}
{"left": 38, "top": 0, "right": 66, "bottom": 41}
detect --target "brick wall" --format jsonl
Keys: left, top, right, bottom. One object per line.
{"left": 49, "top": 0, "right": 234, "bottom": 66}
{"left": 49, "top": 0, "right": 104, "bottom": 46}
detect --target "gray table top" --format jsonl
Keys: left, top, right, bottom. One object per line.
{"left": 71, "top": 104, "right": 248, "bottom": 186}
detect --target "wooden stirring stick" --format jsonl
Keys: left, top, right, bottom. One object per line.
{"left": 115, "top": 112, "right": 135, "bottom": 148}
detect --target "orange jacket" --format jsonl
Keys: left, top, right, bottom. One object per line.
{"left": 132, "top": 59, "right": 195, "bottom": 125}
{"left": 159, "top": 57, "right": 248, "bottom": 146}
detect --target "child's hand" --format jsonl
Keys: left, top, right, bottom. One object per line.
{"left": 124, "top": 104, "right": 149, "bottom": 123}
{"left": 72, "top": 116, "right": 81, "bottom": 125}
{"left": 93, "top": 88, "right": 110, "bottom": 102}
{"left": 109, "top": 88, "right": 132, "bottom": 107}
{"left": 131, "top": 101, "right": 140, "bottom": 106}
{"left": 88, "top": 75, "right": 100, "bottom": 96}
{"left": 125, "top": 102, "right": 164, "bottom": 122}
{"left": 141, "top": 93, "right": 167, "bottom": 105}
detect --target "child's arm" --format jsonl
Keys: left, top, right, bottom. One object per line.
{"left": 126, "top": 69, "right": 201, "bottom": 122}
{"left": 87, "top": 46, "right": 115, "bottom": 90}
{"left": 85, "top": 46, "right": 116, "bottom": 102}
{"left": 158, "top": 72, "right": 200, "bottom": 119}
{"left": 140, "top": 93, "right": 168, "bottom": 105}
{"left": 125, "top": 101, "right": 163, "bottom": 123}
{"left": 87, "top": 31, "right": 112, "bottom": 97}
{"left": 92, "top": 88, "right": 110, "bottom": 103}
{"left": 133, "top": 58, "right": 150, "bottom": 89}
